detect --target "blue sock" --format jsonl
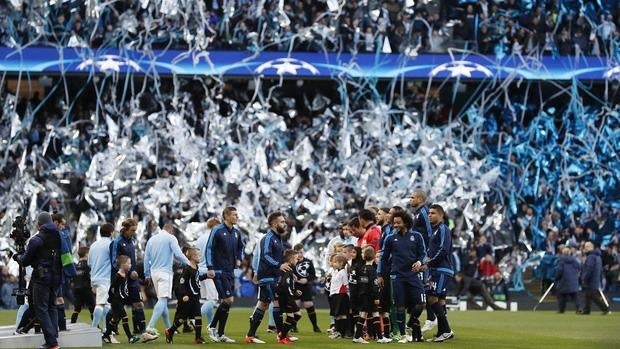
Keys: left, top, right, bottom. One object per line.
{"left": 148, "top": 298, "right": 167, "bottom": 329}
{"left": 15, "top": 304, "right": 28, "bottom": 328}
{"left": 201, "top": 300, "right": 215, "bottom": 324}
{"left": 162, "top": 302, "right": 171, "bottom": 328}
{"left": 268, "top": 302, "right": 275, "bottom": 327}
{"left": 92, "top": 306, "right": 104, "bottom": 328}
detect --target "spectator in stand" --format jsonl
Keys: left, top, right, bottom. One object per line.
{"left": 476, "top": 236, "right": 493, "bottom": 260}
{"left": 479, "top": 253, "right": 498, "bottom": 284}
{"left": 601, "top": 243, "right": 619, "bottom": 293}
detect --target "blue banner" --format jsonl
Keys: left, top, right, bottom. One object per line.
{"left": 0, "top": 47, "right": 618, "bottom": 80}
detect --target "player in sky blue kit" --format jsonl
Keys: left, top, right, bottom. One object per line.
{"left": 88, "top": 223, "right": 114, "bottom": 332}
{"left": 144, "top": 223, "right": 194, "bottom": 334}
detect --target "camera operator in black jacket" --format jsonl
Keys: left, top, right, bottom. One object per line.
{"left": 15, "top": 212, "right": 62, "bottom": 349}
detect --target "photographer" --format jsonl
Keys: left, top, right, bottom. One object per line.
{"left": 15, "top": 212, "right": 62, "bottom": 349}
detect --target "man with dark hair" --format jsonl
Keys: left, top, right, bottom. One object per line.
{"left": 325, "top": 223, "right": 358, "bottom": 269}
{"left": 16, "top": 212, "right": 61, "bottom": 349}
{"left": 359, "top": 208, "right": 381, "bottom": 252}
{"left": 580, "top": 242, "right": 610, "bottom": 315}
{"left": 378, "top": 210, "right": 426, "bottom": 342}
{"left": 206, "top": 207, "right": 244, "bottom": 343}
{"left": 377, "top": 206, "right": 404, "bottom": 339}
{"left": 110, "top": 218, "right": 157, "bottom": 342}
{"left": 422, "top": 204, "right": 455, "bottom": 342}
{"left": 245, "top": 211, "right": 292, "bottom": 344}
{"left": 51, "top": 213, "right": 72, "bottom": 332}
{"left": 409, "top": 190, "right": 436, "bottom": 332}
{"left": 89, "top": 223, "right": 114, "bottom": 333}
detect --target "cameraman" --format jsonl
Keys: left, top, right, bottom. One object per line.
{"left": 15, "top": 212, "right": 62, "bottom": 349}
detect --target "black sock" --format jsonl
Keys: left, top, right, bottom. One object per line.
{"left": 413, "top": 305, "right": 424, "bottom": 319}
{"left": 426, "top": 302, "right": 436, "bottom": 321}
{"left": 218, "top": 303, "right": 230, "bottom": 336}
{"left": 336, "top": 318, "right": 347, "bottom": 336}
{"left": 372, "top": 316, "right": 383, "bottom": 339}
{"left": 247, "top": 307, "right": 265, "bottom": 337}
{"left": 57, "top": 304, "right": 66, "bottom": 331}
{"left": 104, "top": 319, "right": 116, "bottom": 336}
{"left": 382, "top": 315, "right": 390, "bottom": 338}
{"left": 430, "top": 302, "right": 450, "bottom": 334}
{"left": 133, "top": 308, "right": 146, "bottom": 333}
{"left": 132, "top": 312, "right": 138, "bottom": 333}
{"left": 307, "top": 306, "right": 318, "bottom": 328}
{"left": 106, "top": 311, "right": 115, "bottom": 332}
{"left": 396, "top": 309, "right": 406, "bottom": 335}
{"left": 280, "top": 315, "right": 294, "bottom": 339}
{"left": 293, "top": 313, "right": 301, "bottom": 326}
{"left": 273, "top": 306, "right": 283, "bottom": 333}
{"left": 194, "top": 318, "right": 202, "bottom": 339}
{"left": 406, "top": 313, "right": 414, "bottom": 328}
{"left": 169, "top": 318, "right": 184, "bottom": 335}
{"left": 209, "top": 306, "right": 221, "bottom": 329}
{"left": 71, "top": 311, "right": 79, "bottom": 324}
{"left": 349, "top": 314, "right": 358, "bottom": 337}
{"left": 122, "top": 318, "right": 132, "bottom": 340}
{"left": 354, "top": 316, "right": 365, "bottom": 339}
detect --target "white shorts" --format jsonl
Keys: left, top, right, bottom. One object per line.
{"left": 152, "top": 271, "right": 173, "bottom": 298}
{"left": 94, "top": 284, "right": 110, "bottom": 305}
{"left": 200, "top": 279, "right": 218, "bottom": 301}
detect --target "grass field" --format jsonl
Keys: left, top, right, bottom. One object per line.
{"left": 1, "top": 308, "right": 617, "bottom": 349}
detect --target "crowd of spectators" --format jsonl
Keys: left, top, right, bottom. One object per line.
{"left": 0, "top": 0, "right": 619, "bottom": 56}
{"left": 0, "top": 1, "right": 619, "bottom": 307}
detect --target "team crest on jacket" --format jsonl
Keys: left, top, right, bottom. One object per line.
{"left": 410, "top": 235, "right": 415, "bottom": 241}
{"left": 179, "top": 277, "right": 185, "bottom": 284}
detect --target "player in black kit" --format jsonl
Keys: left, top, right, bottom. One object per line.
{"left": 352, "top": 246, "right": 392, "bottom": 343}
{"left": 71, "top": 247, "right": 95, "bottom": 323}
{"left": 165, "top": 247, "right": 208, "bottom": 344}
{"left": 275, "top": 250, "right": 304, "bottom": 344}
{"left": 292, "top": 243, "right": 321, "bottom": 333}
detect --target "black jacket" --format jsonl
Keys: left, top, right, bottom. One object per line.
{"left": 20, "top": 223, "right": 62, "bottom": 286}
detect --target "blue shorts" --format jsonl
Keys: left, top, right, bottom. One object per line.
{"left": 257, "top": 281, "right": 277, "bottom": 303}
{"left": 428, "top": 270, "right": 452, "bottom": 298}
{"left": 213, "top": 273, "right": 235, "bottom": 299}
{"left": 390, "top": 276, "right": 425, "bottom": 308}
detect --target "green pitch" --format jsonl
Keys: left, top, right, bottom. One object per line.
{"left": 0, "top": 308, "right": 617, "bottom": 349}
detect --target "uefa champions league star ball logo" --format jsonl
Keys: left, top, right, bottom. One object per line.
{"left": 296, "top": 260, "right": 311, "bottom": 278}
{"left": 603, "top": 65, "right": 620, "bottom": 79}
{"left": 255, "top": 58, "right": 319, "bottom": 76}
{"left": 77, "top": 55, "right": 141, "bottom": 73}
{"left": 430, "top": 60, "right": 493, "bottom": 78}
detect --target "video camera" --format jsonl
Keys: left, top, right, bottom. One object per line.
{"left": 10, "top": 215, "right": 30, "bottom": 305}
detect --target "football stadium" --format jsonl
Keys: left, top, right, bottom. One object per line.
{"left": 0, "top": 1, "right": 618, "bottom": 348}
